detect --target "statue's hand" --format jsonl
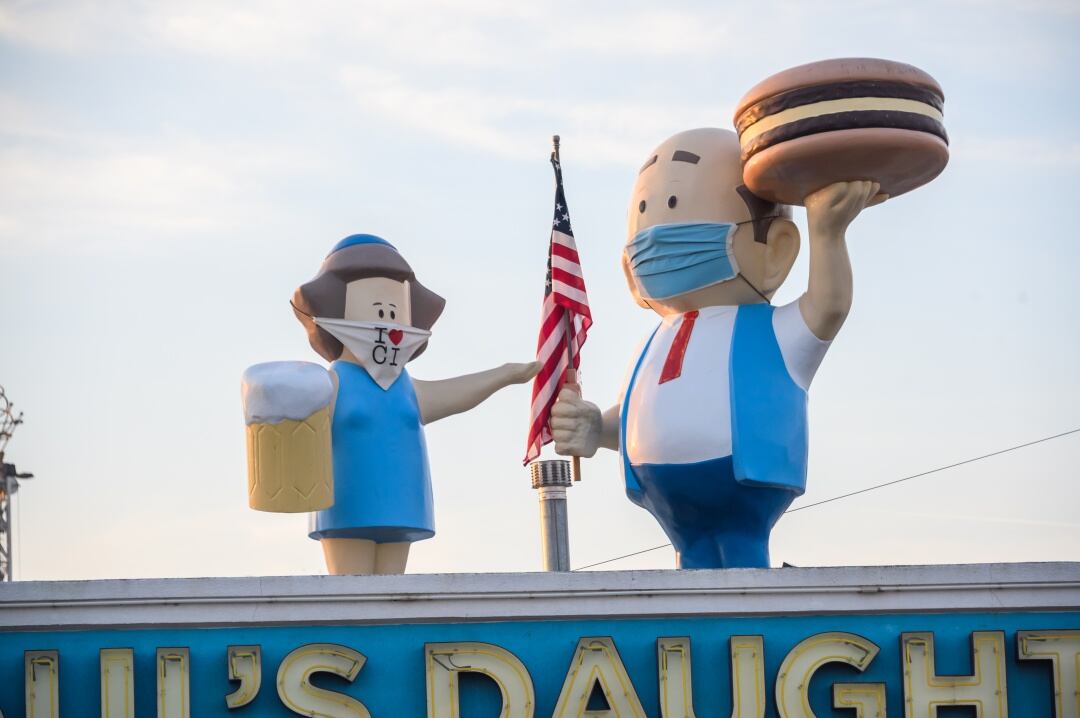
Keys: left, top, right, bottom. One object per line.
{"left": 550, "top": 387, "right": 603, "bottom": 458}
{"left": 504, "top": 361, "right": 542, "bottom": 385}
{"left": 805, "top": 180, "right": 884, "bottom": 239}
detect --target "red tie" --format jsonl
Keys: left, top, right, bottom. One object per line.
{"left": 659, "top": 310, "right": 698, "bottom": 384}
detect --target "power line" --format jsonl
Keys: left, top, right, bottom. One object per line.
{"left": 572, "top": 427, "right": 1080, "bottom": 571}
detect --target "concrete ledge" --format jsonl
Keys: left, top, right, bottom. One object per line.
{"left": 1, "top": 562, "right": 1078, "bottom": 631}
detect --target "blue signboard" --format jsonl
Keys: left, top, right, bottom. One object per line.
{"left": 3, "top": 610, "right": 1079, "bottom": 716}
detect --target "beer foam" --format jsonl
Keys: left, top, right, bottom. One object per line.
{"left": 241, "top": 361, "right": 334, "bottom": 425}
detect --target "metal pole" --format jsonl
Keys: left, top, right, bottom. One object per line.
{"left": 3, "top": 474, "right": 10, "bottom": 581}
{"left": 0, "top": 387, "right": 30, "bottom": 582}
{"left": 529, "top": 459, "right": 572, "bottom": 571}
{"left": 0, "top": 467, "right": 11, "bottom": 582}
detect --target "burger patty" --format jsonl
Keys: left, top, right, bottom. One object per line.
{"left": 738, "top": 109, "right": 948, "bottom": 164}
{"left": 735, "top": 80, "right": 944, "bottom": 133}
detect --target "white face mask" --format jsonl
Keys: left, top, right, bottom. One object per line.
{"left": 314, "top": 317, "right": 431, "bottom": 390}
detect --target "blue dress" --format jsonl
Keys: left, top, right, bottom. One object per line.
{"left": 308, "top": 360, "right": 435, "bottom": 543}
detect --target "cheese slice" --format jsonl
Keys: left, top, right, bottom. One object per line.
{"left": 739, "top": 97, "right": 944, "bottom": 149}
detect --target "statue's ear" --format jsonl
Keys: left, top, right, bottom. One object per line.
{"left": 621, "top": 252, "right": 651, "bottom": 308}
{"left": 762, "top": 218, "right": 800, "bottom": 295}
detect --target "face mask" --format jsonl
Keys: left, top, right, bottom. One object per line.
{"left": 625, "top": 222, "right": 739, "bottom": 301}
{"left": 314, "top": 317, "right": 431, "bottom": 390}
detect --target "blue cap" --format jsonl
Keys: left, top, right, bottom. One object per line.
{"left": 327, "top": 234, "right": 395, "bottom": 257}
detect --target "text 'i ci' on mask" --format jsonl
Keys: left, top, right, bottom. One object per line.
{"left": 314, "top": 317, "right": 431, "bottom": 390}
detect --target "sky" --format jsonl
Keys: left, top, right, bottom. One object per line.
{"left": 1, "top": 0, "right": 1078, "bottom": 581}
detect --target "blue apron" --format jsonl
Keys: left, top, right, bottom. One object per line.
{"left": 618, "top": 304, "right": 808, "bottom": 567}
{"left": 309, "top": 360, "right": 435, "bottom": 543}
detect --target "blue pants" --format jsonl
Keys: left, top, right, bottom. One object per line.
{"left": 629, "top": 456, "right": 795, "bottom": 569}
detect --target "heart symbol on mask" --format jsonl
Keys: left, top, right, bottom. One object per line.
{"left": 388, "top": 329, "right": 404, "bottom": 345}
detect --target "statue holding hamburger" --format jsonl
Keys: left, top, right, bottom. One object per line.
{"left": 551, "top": 59, "right": 947, "bottom": 569}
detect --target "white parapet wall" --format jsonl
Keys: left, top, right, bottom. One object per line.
{"left": 1, "top": 561, "right": 1078, "bottom": 629}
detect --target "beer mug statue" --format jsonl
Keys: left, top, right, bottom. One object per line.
{"left": 243, "top": 234, "right": 539, "bottom": 575}
{"left": 242, "top": 361, "right": 334, "bottom": 513}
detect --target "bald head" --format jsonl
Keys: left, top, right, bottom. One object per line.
{"left": 628, "top": 128, "right": 753, "bottom": 244}
{"left": 622, "top": 128, "right": 799, "bottom": 314}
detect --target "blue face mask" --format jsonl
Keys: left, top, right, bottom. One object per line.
{"left": 625, "top": 222, "right": 739, "bottom": 301}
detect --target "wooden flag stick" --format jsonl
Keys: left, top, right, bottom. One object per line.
{"left": 563, "top": 313, "right": 582, "bottom": 482}
{"left": 553, "top": 134, "right": 582, "bottom": 482}
{"left": 557, "top": 134, "right": 583, "bottom": 481}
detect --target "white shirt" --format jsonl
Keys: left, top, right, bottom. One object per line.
{"left": 624, "top": 301, "right": 830, "bottom": 466}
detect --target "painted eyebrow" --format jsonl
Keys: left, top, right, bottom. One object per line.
{"left": 372, "top": 302, "right": 383, "bottom": 305}
{"left": 672, "top": 150, "right": 700, "bottom": 164}
{"left": 638, "top": 154, "right": 658, "bottom": 174}
{"left": 388, "top": 303, "right": 397, "bottom": 308}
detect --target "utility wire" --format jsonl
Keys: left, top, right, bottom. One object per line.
{"left": 572, "top": 427, "right": 1080, "bottom": 571}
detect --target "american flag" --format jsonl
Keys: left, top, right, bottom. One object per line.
{"left": 523, "top": 147, "right": 592, "bottom": 465}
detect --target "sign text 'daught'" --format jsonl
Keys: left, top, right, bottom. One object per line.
{"left": 15, "top": 628, "right": 1080, "bottom": 717}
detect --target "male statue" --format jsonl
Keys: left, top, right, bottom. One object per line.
{"left": 551, "top": 128, "right": 882, "bottom": 568}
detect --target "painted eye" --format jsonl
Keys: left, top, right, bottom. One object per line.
{"left": 390, "top": 310, "right": 396, "bottom": 320}
{"left": 668, "top": 195, "right": 677, "bottom": 208}
{"left": 638, "top": 200, "right": 646, "bottom": 213}
{"left": 378, "top": 309, "right": 385, "bottom": 319}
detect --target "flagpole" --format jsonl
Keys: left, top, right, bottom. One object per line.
{"left": 552, "top": 135, "right": 582, "bottom": 483}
